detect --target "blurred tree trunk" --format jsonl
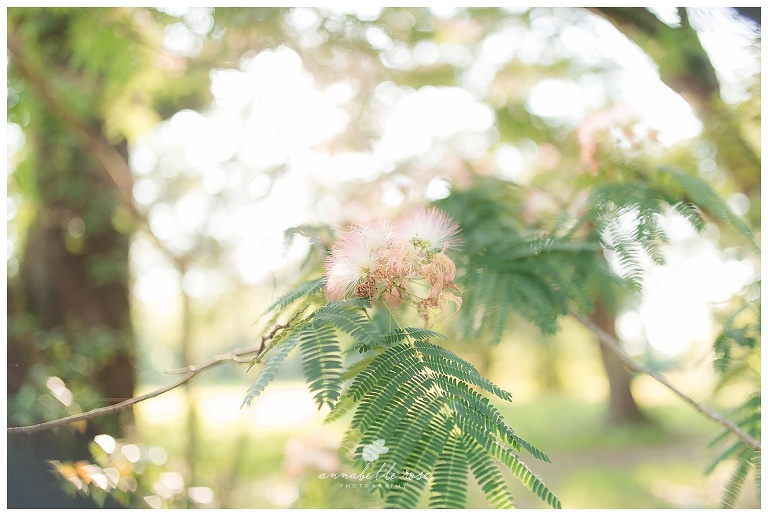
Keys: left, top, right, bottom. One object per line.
{"left": 591, "top": 301, "right": 648, "bottom": 424}
{"left": 7, "top": 111, "right": 136, "bottom": 510}
{"left": 7, "top": 9, "right": 137, "bottom": 432}
{"left": 7, "top": 11, "right": 136, "bottom": 508}
{"left": 17, "top": 114, "right": 136, "bottom": 434}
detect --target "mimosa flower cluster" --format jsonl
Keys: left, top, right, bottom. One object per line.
{"left": 325, "top": 207, "right": 462, "bottom": 321}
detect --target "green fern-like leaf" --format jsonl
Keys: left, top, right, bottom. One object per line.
{"left": 330, "top": 338, "right": 558, "bottom": 509}
{"left": 313, "top": 300, "right": 381, "bottom": 350}
{"left": 382, "top": 406, "right": 453, "bottom": 508}
{"left": 753, "top": 450, "right": 761, "bottom": 502}
{"left": 343, "top": 343, "right": 422, "bottom": 403}
{"left": 500, "top": 447, "right": 561, "bottom": 509}
{"left": 324, "top": 354, "right": 385, "bottom": 424}
{"left": 462, "top": 433, "right": 516, "bottom": 509}
{"left": 349, "top": 361, "right": 431, "bottom": 446}
{"left": 659, "top": 167, "right": 758, "bottom": 251}
{"left": 299, "top": 320, "right": 344, "bottom": 409}
{"left": 705, "top": 440, "right": 747, "bottom": 476}
{"left": 414, "top": 341, "right": 514, "bottom": 402}
{"left": 264, "top": 277, "right": 325, "bottom": 314}
{"left": 721, "top": 449, "right": 752, "bottom": 508}
{"left": 670, "top": 201, "right": 706, "bottom": 233}
{"left": 713, "top": 317, "right": 758, "bottom": 374}
{"left": 460, "top": 269, "right": 509, "bottom": 344}
{"left": 438, "top": 376, "right": 551, "bottom": 462}
{"left": 583, "top": 168, "right": 759, "bottom": 295}
{"left": 381, "top": 327, "right": 446, "bottom": 345}
{"left": 341, "top": 353, "right": 380, "bottom": 381}
{"left": 242, "top": 334, "right": 301, "bottom": 408}
{"left": 438, "top": 180, "right": 606, "bottom": 340}
{"left": 430, "top": 431, "right": 469, "bottom": 508}
{"left": 705, "top": 392, "right": 760, "bottom": 507}
{"left": 455, "top": 411, "right": 561, "bottom": 508}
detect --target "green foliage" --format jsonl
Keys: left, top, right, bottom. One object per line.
{"left": 705, "top": 393, "right": 760, "bottom": 508}
{"left": 242, "top": 334, "right": 301, "bottom": 408}
{"left": 703, "top": 293, "right": 761, "bottom": 508}
{"left": 9, "top": 5, "right": 761, "bottom": 511}
{"left": 243, "top": 283, "right": 559, "bottom": 509}
{"left": 429, "top": 432, "right": 469, "bottom": 508}
{"left": 243, "top": 165, "right": 759, "bottom": 508}
{"left": 589, "top": 182, "right": 669, "bottom": 286}
{"left": 264, "top": 277, "right": 326, "bottom": 314}
{"left": 342, "top": 351, "right": 543, "bottom": 510}
{"left": 712, "top": 299, "right": 759, "bottom": 374}
{"left": 706, "top": 306, "right": 760, "bottom": 507}
{"left": 299, "top": 321, "right": 344, "bottom": 409}
{"left": 437, "top": 178, "right": 608, "bottom": 341}
{"left": 586, "top": 166, "right": 758, "bottom": 289}
{"left": 313, "top": 301, "right": 381, "bottom": 353}
{"left": 655, "top": 167, "right": 758, "bottom": 251}
{"left": 381, "top": 327, "right": 446, "bottom": 346}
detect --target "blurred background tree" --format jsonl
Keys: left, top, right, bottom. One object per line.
{"left": 6, "top": 7, "right": 212, "bottom": 507}
{"left": 6, "top": 6, "right": 760, "bottom": 509}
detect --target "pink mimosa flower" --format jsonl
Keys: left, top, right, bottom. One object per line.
{"left": 395, "top": 207, "right": 461, "bottom": 254}
{"left": 353, "top": 220, "right": 395, "bottom": 253}
{"left": 324, "top": 220, "right": 393, "bottom": 301}
{"left": 324, "top": 208, "right": 462, "bottom": 321}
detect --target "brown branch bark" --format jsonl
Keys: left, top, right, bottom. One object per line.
{"left": 572, "top": 311, "right": 761, "bottom": 452}
{"left": 591, "top": 301, "right": 648, "bottom": 424}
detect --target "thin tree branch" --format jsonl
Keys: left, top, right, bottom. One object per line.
{"left": 6, "top": 310, "right": 306, "bottom": 435}
{"left": 572, "top": 311, "right": 761, "bottom": 452}
{"left": 7, "top": 344, "right": 251, "bottom": 435}
{"left": 7, "top": 372, "right": 196, "bottom": 436}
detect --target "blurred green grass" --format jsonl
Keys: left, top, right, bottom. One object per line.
{"left": 133, "top": 382, "right": 758, "bottom": 509}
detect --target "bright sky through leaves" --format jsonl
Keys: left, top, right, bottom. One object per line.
{"left": 6, "top": 7, "right": 759, "bottom": 358}
{"left": 109, "top": 9, "right": 751, "bottom": 353}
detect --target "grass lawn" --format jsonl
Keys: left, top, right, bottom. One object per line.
{"left": 133, "top": 382, "right": 759, "bottom": 509}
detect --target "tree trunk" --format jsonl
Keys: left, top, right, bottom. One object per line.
{"left": 7, "top": 104, "right": 135, "bottom": 508}
{"left": 591, "top": 300, "right": 649, "bottom": 424}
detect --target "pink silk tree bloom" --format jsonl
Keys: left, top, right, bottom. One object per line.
{"left": 420, "top": 252, "right": 457, "bottom": 301}
{"left": 325, "top": 240, "right": 378, "bottom": 301}
{"left": 380, "top": 238, "right": 419, "bottom": 279}
{"left": 353, "top": 220, "right": 395, "bottom": 254}
{"left": 324, "top": 220, "right": 393, "bottom": 301}
{"left": 324, "top": 208, "right": 462, "bottom": 318}
{"left": 395, "top": 207, "right": 461, "bottom": 255}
